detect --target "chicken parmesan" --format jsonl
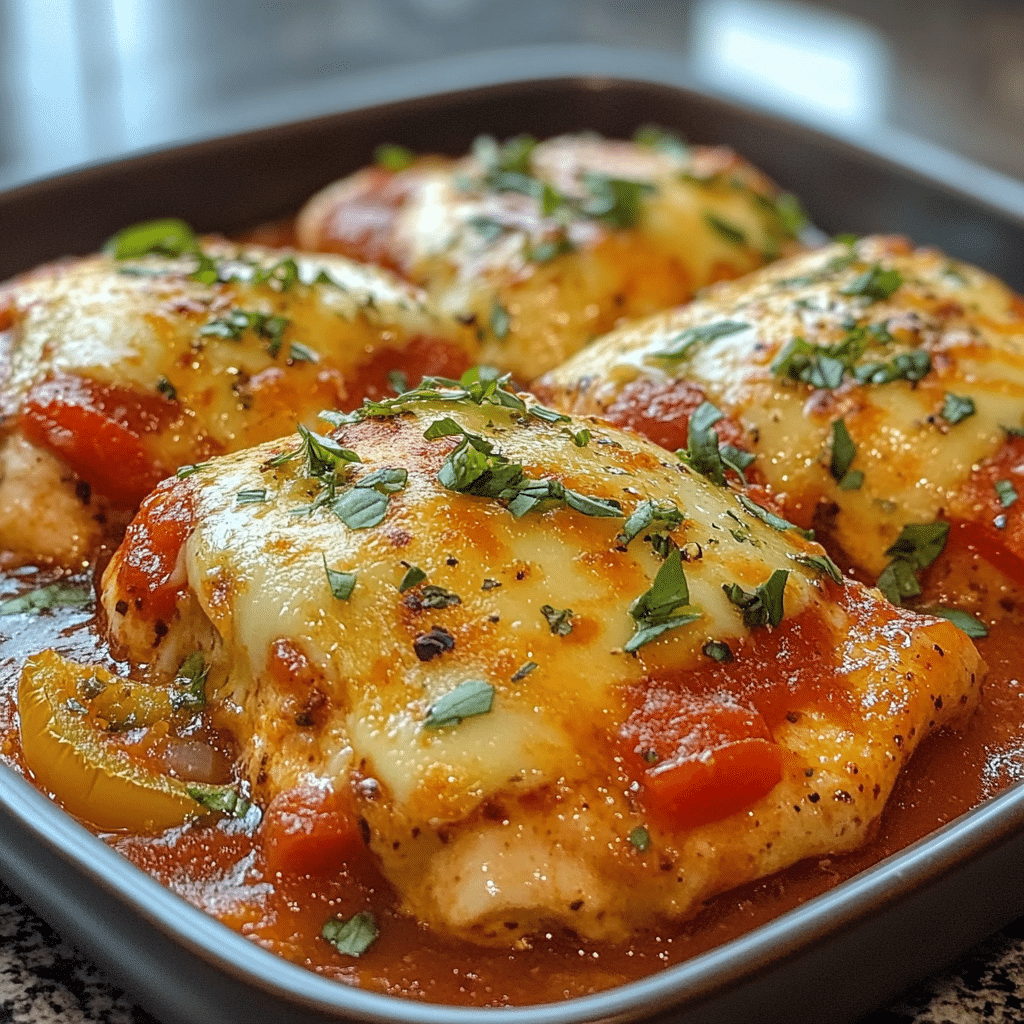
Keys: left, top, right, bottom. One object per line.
{"left": 0, "top": 225, "right": 475, "bottom": 568}
{"left": 56, "top": 379, "right": 983, "bottom": 947}
{"left": 538, "top": 235, "right": 1024, "bottom": 619}
{"left": 295, "top": 131, "right": 805, "bottom": 380}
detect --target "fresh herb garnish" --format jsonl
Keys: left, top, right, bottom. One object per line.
{"left": 853, "top": 349, "right": 931, "bottom": 385}
{"left": 171, "top": 651, "right": 209, "bottom": 715}
{"left": 921, "top": 606, "right": 988, "bottom": 639}
{"left": 105, "top": 218, "right": 200, "bottom": 259}
{"left": 650, "top": 320, "right": 749, "bottom": 361}
{"left": 789, "top": 552, "right": 844, "bottom": 584}
{"left": 176, "top": 461, "right": 212, "bottom": 479}
{"left": 876, "top": 521, "right": 950, "bottom": 605}
{"left": 323, "top": 556, "right": 357, "bottom": 600}
{"left": 156, "top": 376, "right": 178, "bottom": 401}
{"left": 625, "top": 549, "right": 701, "bottom": 653}
{"left": 704, "top": 212, "right": 747, "bottom": 246}
{"left": 321, "top": 912, "right": 379, "bottom": 957}
{"left": 510, "top": 661, "right": 539, "bottom": 682}
{"left": 840, "top": 263, "right": 903, "bottom": 301}
{"left": 423, "top": 679, "right": 495, "bottom": 729}
{"left": 185, "top": 783, "right": 250, "bottom": 817}
{"left": 236, "top": 488, "right": 267, "bottom": 505}
{"left": 702, "top": 639, "right": 734, "bottom": 663}
{"left": 490, "top": 299, "right": 510, "bottom": 341}
{"left": 829, "top": 418, "right": 861, "bottom": 489}
{"left": 580, "top": 174, "right": 655, "bottom": 229}
{"left": 736, "top": 494, "right": 813, "bottom": 539}
{"left": 0, "top": 582, "right": 92, "bottom": 615}
{"left": 722, "top": 569, "right": 789, "bottom": 628}
{"left": 617, "top": 499, "right": 685, "bottom": 547}
{"left": 628, "top": 825, "right": 652, "bottom": 851}
{"left": 941, "top": 392, "right": 975, "bottom": 425}
{"left": 996, "top": 479, "right": 1019, "bottom": 508}
{"left": 409, "top": 585, "right": 461, "bottom": 609}
{"left": 375, "top": 143, "right": 415, "bottom": 171}
{"left": 198, "top": 309, "right": 291, "bottom": 357}
{"left": 540, "top": 605, "right": 574, "bottom": 636}
{"left": 633, "top": 124, "right": 689, "bottom": 159}
{"left": 677, "top": 401, "right": 755, "bottom": 486}
{"left": 398, "top": 565, "right": 427, "bottom": 592}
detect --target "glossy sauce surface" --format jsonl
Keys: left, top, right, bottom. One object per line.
{"left": 0, "top": 561, "right": 1019, "bottom": 1006}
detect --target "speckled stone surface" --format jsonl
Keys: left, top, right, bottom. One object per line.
{"left": 1, "top": 878, "right": 1021, "bottom": 1024}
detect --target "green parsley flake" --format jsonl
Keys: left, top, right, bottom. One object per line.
{"left": 840, "top": 263, "right": 903, "bottom": 301}
{"left": 409, "top": 585, "right": 461, "bottom": 609}
{"left": 995, "top": 479, "right": 1018, "bottom": 509}
{"left": 628, "top": 825, "right": 652, "bottom": 852}
{"left": 323, "top": 556, "right": 356, "bottom": 600}
{"left": 580, "top": 174, "right": 655, "bottom": 229}
{"left": 176, "top": 461, "right": 212, "bottom": 479}
{"left": 510, "top": 661, "right": 539, "bottom": 682}
{"left": 235, "top": 488, "right": 267, "bottom": 505}
{"left": 374, "top": 143, "right": 415, "bottom": 171}
{"left": 170, "top": 651, "right": 208, "bottom": 715}
{"left": 185, "top": 783, "right": 251, "bottom": 817}
{"left": 704, "top": 212, "right": 747, "bottom": 246}
{"left": 0, "top": 582, "right": 92, "bottom": 616}
{"left": 423, "top": 679, "right": 494, "bottom": 729}
{"left": 702, "top": 639, "right": 734, "bottom": 663}
{"left": 105, "top": 217, "right": 200, "bottom": 259}
{"left": 941, "top": 392, "right": 976, "bottom": 425}
{"left": 829, "top": 418, "right": 860, "bottom": 488}
{"left": 736, "top": 494, "right": 813, "bottom": 539}
{"left": 876, "top": 521, "right": 950, "bottom": 605}
{"left": 625, "top": 549, "right": 701, "bottom": 653}
{"left": 398, "top": 565, "right": 427, "bottom": 592}
{"left": 854, "top": 349, "right": 931, "bottom": 385}
{"left": 650, "top": 320, "right": 749, "bottom": 361}
{"left": 678, "top": 401, "right": 755, "bottom": 486}
{"left": 920, "top": 606, "right": 988, "bottom": 639}
{"left": 789, "top": 552, "right": 844, "bottom": 584}
{"left": 322, "top": 912, "right": 379, "bottom": 957}
{"left": 617, "top": 499, "right": 685, "bottom": 548}
{"left": 540, "top": 605, "right": 574, "bottom": 636}
{"left": 722, "top": 569, "right": 789, "bottom": 628}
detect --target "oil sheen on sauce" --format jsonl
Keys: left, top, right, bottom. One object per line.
{"left": 0, "top": 565, "right": 1020, "bottom": 1008}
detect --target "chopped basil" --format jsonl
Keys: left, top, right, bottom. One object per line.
{"left": 235, "top": 488, "right": 267, "bottom": 505}
{"left": 633, "top": 124, "right": 690, "bottom": 159}
{"left": 171, "top": 651, "right": 208, "bottom": 714}
{"left": 565, "top": 427, "right": 591, "bottom": 447}
{"left": 527, "top": 403, "right": 571, "bottom": 425}
{"left": 410, "top": 585, "right": 461, "bottom": 609}
{"left": 702, "top": 639, "right": 734, "bottom": 663}
{"left": 322, "top": 912, "right": 379, "bottom": 957}
{"left": 772, "top": 334, "right": 858, "bottom": 390}
{"left": 0, "top": 582, "right": 92, "bottom": 615}
{"left": 789, "top": 552, "right": 844, "bottom": 584}
{"left": 628, "top": 825, "right": 652, "bottom": 852}
{"left": 332, "top": 487, "right": 389, "bottom": 529}
{"left": 580, "top": 174, "right": 655, "bottom": 230}
{"left": 722, "top": 569, "right": 789, "bottom": 629}
{"left": 374, "top": 142, "right": 415, "bottom": 171}
{"left": 156, "top": 375, "right": 178, "bottom": 401}
{"left": 829, "top": 418, "right": 858, "bottom": 485}
{"left": 704, "top": 212, "right": 746, "bottom": 246}
{"left": 941, "top": 392, "right": 975, "bottom": 425}
{"left": 388, "top": 370, "right": 409, "bottom": 395}
{"left": 541, "top": 604, "right": 574, "bottom": 636}
{"left": 617, "top": 499, "right": 685, "bottom": 547}
{"left": 650, "top": 320, "right": 749, "bottom": 361}
{"left": 876, "top": 521, "right": 950, "bottom": 605}
{"left": 287, "top": 341, "right": 319, "bottom": 363}
{"left": 736, "top": 494, "right": 813, "bottom": 539}
{"left": 176, "top": 461, "right": 212, "bottom": 478}
{"left": 105, "top": 217, "right": 199, "bottom": 259}
{"left": 772, "top": 192, "right": 808, "bottom": 238}
{"left": 398, "top": 565, "right": 427, "bottom": 592}
{"left": 198, "top": 309, "right": 291, "bottom": 358}
{"left": 490, "top": 299, "right": 510, "bottom": 341}
{"left": 678, "top": 400, "right": 754, "bottom": 486}
{"left": 839, "top": 470, "right": 864, "bottom": 491}
{"left": 474, "top": 133, "right": 537, "bottom": 178}
{"left": 510, "top": 661, "right": 538, "bottom": 682}
{"left": 853, "top": 349, "right": 931, "bottom": 385}
{"left": 423, "top": 678, "right": 494, "bottom": 729}
{"left": 996, "top": 479, "right": 1019, "bottom": 508}
{"left": 921, "top": 606, "right": 988, "bottom": 639}
{"left": 528, "top": 232, "right": 574, "bottom": 263}
{"left": 625, "top": 549, "right": 701, "bottom": 653}
{"left": 840, "top": 264, "right": 903, "bottom": 301}
{"left": 323, "top": 555, "right": 357, "bottom": 600}
{"left": 185, "top": 783, "right": 250, "bottom": 817}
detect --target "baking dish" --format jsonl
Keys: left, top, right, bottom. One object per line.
{"left": 3, "top": 46, "right": 1024, "bottom": 1024}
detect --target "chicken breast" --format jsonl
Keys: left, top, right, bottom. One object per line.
{"left": 537, "top": 236, "right": 1024, "bottom": 611}
{"left": 97, "top": 380, "right": 980, "bottom": 946}
{"left": 296, "top": 131, "right": 805, "bottom": 380}
{"left": 0, "top": 234, "right": 475, "bottom": 566}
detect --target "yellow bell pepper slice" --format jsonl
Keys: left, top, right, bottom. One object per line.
{"left": 18, "top": 649, "right": 205, "bottom": 833}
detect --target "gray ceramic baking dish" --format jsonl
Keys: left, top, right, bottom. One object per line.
{"left": 3, "top": 44, "right": 1024, "bottom": 1024}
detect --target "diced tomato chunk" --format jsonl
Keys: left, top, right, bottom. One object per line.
{"left": 20, "top": 372, "right": 174, "bottom": 508}
{"left": 116, "top": 479, "right": 195, "bottom": 621}
{"left": 261, "top": 782, "right": 366, "bottom": 877}
{"left": 621, "top": 686, "right": 783, "bottom": 830}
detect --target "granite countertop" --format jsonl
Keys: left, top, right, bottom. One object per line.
{"left": 2, "top": 878, "right": 1022, "bottom": 1024}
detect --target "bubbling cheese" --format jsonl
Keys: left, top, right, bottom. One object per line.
{"left": 100, "top": 390, "right": 980, "bottom": 945}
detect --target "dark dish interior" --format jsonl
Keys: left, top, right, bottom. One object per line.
{"left": 3, "top": 73, "right": 1024, "bottom": 1024}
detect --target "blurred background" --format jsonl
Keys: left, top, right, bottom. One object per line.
{"left": 2, "top": 0, "right": 1024, "bottom": 192}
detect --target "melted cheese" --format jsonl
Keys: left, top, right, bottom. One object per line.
{"left": 539, "top": 236, "right": 1024, "bottom": 577}
{"left": 296, "top": 134, "right": 804, "bottom": 380}
{"left": 99, "top": 393, "right": 980, "bottom": 944}
{"left": 0, "top": 243, "right": 475, "bottom": 565}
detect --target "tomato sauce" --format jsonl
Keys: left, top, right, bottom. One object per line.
{"left": 0, "top": 558, "right": 1021, "bottom": 1006}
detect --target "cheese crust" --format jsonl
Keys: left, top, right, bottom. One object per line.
{"left": 296, "top": 133, "right": 804, "bottom": 380}
{"left": 538, "top": 236, "right": 1024, "bottom": 584}
{"left": 0, "top": 243, "right": 475, "bottom": 566}
{"left": 99, "top": 392, "right": 980, "bottom": 945}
